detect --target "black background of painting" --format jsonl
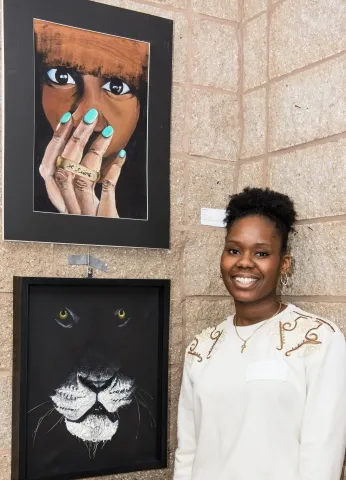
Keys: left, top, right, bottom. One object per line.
{"left": 3, "top": 0, "right": 172, "bottom": 248}
{"left": 12, "top": 278, "right": 170, "bottom": 480}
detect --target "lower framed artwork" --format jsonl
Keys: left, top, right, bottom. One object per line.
{"left": 12, "top": 277, "right": 170, "bottom": 480}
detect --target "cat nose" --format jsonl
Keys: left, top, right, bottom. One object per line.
{"left": 78, "top": 374, "right": 114, "bottom": 393}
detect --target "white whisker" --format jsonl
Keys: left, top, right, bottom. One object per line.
{"left": 135, "top": 395, "right": 156, "bottom": 428}
{"left": 45, "top": 415, "right": 64, "bottom": 434}
{"left": 28, "top": 400, "right": 52, "bottom": 414}
{"left": 33, "top": 408, "right": 55, "bottom": 445}
{"left": 139, "top": 388, "right": 153, "bottom": 400}
{"left": 134, "top": 396, "right": 141, "bottom": 440}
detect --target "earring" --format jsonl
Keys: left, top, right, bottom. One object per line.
{"left": 280, "top": 272, "right": 289, "bottom": 287}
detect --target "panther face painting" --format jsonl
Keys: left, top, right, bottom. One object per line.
{"left": 25, "top": 284, "right": 163, "bottom": 478}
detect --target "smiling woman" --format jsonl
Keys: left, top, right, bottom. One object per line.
{"left": 33, "top": 19, "right": 149, "bottom": 219}
{"left": 174, "top": 187, "right": 346, "bottom": 480}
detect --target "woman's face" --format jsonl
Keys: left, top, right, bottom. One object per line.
{"left": 220, "top": 215, "right": 290, "bottom": 304}
{"left": 34, "top": 20, "right": 148, "bottom": 159}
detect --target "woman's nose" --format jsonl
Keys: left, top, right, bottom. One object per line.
{"left": 236, "top": 253, "right": 255, "bottom": 269}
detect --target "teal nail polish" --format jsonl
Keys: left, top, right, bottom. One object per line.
{"left": 60, "top": 112, "right": 72, "bottom": 124}
{"left": 119, "top": 149, "right": 126, "bottom": 158}
{"left": 83, "top": 108, "right": 98, "bottom": 125}
{"left": 102, "top": 126, "right": 114, "bottom": 138}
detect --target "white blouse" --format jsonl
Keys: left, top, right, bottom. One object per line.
{"left": 174, "top": 304, "right": 346, "bottom": 480}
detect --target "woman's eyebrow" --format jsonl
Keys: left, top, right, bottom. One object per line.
{"left": 225, "top": 240, "right": 272, "bottom": 247}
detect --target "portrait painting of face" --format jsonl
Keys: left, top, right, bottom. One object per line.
{"left": 3, "top": 0, "right": 172, "bottom": 247}
{"left": 12, "top": 278, "right": 169, "bottom": 480}
{"left": 33, "top": 19, "right": 149, "bottom": 220}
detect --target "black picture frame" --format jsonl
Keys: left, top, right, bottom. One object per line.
{"left": 3, "top": 0, "right": 172, "bottom": 248}
{"left": 12, "top": 277, "right": 170, "bottom": 480}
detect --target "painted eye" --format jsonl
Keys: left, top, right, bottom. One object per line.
{"left": 47, "top": 67, "right": 76, "bottom": 85}
{"left": 59, "top": 310, "right": 68, "bottom": 320}
{"left": 55, "top": 307, "right": 79, "bottom": 329}
{"left": 114, "top": 309, "right": 130, "bottom": 328}
{"left": 102, "top": 78, "right": 130, "bottom": 95}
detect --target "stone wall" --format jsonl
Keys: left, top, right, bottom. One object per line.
{"left": 0, "top": 0, "right": 345, "bottom": 478}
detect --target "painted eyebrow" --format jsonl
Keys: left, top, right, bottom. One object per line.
{"left": 42, "top": 61, "right": 136, "bottom": 81}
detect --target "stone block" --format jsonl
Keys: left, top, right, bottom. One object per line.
{"left": 269, "top": 138, "right": 346, "bottom": 219}
{"left": 191, "top": 0, "right": 238, "bottom": 21}
{"left": 184, "top": 297, "right": 234, "bottom": 345}
{"left": 0, "top": 375, "right": 11, "bottom": 449}
{"left": 90, "top": 230, "right": 185, "bottom": 280}
{"left": 187, "top": 160, "right": 234, "bottom": 225}
{"left": 0, "top": 452, "right": 10, "bottom": 480}
{"left": 53, "top": 244, "right": 89, "bottom": 278}
{"left": 269, "top": 55, "right": 346, "bottom": 151}
{"left": 171, "top": 157, "right": 186, "bottom": 226}
{"left": 189, "top": 89, "right": 239, "bottom": 161}
{"left": 244, "top": 13, "right": 267, "bottom": 90}
{"left": 171, "top": 85, "right": 187, "bottom": 153}
{"left": 0, "top": 295, "right": 12, "bottom": 370}
{"left": 270, "top": 0, "right": 346, "bottom": 78}
{"left": 0, "top": 224, "right": 54, "bottom": 293}
{"left": 244, "top": 0, "right": 267, "bottom": 19}
{"left": 282, "top": 222, "right": 346, "bottom": 296}
{"left": 237, "top": 160, "right": 264, "bottom": 192}
{"left": 241, "top": 88, "right": 266, "bottom": 158}
{"left": 183, "top": 229, "right": 229, "bottom": 296}
{"left": 91, "top": 0, "right": 188, "bottom": 83}
{"left": 192, "top": 19, "right": 238, "bottom": 91}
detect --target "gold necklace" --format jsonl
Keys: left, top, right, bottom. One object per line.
{"left": 234, "top": 302, "right": 282, "bottom": 353}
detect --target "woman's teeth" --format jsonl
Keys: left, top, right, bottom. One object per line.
{"left": 234, "top": 277, "right": 257, "bottom": 285}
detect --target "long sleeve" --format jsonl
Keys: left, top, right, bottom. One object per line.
{"left": 173, "top": 360, "right": 196, "bottom": 480}
{"left": 299, "top": 329, "right": 346, "bottom": 479}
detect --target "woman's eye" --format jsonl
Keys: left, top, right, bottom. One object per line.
{"left": 102, "top": 78, "right": 130, "bottom": 95}
{"left": 228, "top": 249, "right": 240, "bottom": 255}
{"left": 256, "top": 252, "right": 269, "bottom": 258}
{"left": 47, "top": 67, "right": 76, "bottom": 86}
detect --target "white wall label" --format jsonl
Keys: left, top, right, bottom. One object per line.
{"left": 200, "top": 208, "right": 226, "bottom": 228}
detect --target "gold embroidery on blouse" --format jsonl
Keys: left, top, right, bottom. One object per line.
{"left": 187, "top": 337, "right": 203, "bottom": 362}
{"left": 316, "top": 317, "right": 335, "bottom": 332}
{"left": 206, "top": 327, "right": 223, "bottom": 359}
{"left": 276, "top": 312, "right": 335, "bottom": 357}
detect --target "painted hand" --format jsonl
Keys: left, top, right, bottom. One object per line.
{"left": 39, "top": 109, "right": 126, "bottom": 217}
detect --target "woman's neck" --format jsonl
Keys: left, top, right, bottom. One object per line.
{"left": 234, "top": 296, "right": 283, "bottom": 326}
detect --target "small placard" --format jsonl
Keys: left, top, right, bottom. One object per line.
{"left": 200, "top": 208, "right": 226, "bottom": 228}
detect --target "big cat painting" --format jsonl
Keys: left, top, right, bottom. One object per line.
{"left": 34, "top": 19, "right": 149, "bottom": 219}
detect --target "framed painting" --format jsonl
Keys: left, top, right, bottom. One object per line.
{"left": 3, "top": 0, "right": 172, "bottom": 248}
{"left": 12, "top": 277, "right": 170, "bottom": 480}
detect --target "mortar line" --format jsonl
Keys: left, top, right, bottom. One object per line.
{"left": 232, "top": 0, "right": 245, "bottom": 194}
{"left": 262, "top": 0, "right": 271, "bottom": 187}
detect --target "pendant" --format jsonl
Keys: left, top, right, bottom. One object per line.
{"left": 241, "top": 342, "right": 247, "bottom": 353}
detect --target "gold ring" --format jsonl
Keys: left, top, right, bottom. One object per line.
{"left": 56, "top": 156, "right": 100, "bottom": 182}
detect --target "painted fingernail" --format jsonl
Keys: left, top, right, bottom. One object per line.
{"left": 119, "top": 149, "right": 126, "bottom": 158}
{"left": 102, "top": 126, "right": 114, "bottom": 138}
{"left": 60, "top": 112, "right": 72, "bottom": 124}
{"left": 83, "top": 108, "right": 98, "bottom": 125}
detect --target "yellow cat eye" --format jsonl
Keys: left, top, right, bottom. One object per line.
{"left": 117, "top": 310, "right": 126, "bottom": 320}
{"left": 59, "top": 310, "right": 68, "bottom": 320}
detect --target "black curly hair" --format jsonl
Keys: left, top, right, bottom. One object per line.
{"left": 224, "top": 187, "right": 297, "bottom": 253}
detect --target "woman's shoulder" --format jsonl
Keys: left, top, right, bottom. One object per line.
{"left": 185, "top": 318, "right": 229, "bottom": 365}
{"left": 275, "top": 304, "right": 343, "bottom": 357}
